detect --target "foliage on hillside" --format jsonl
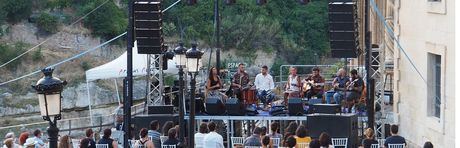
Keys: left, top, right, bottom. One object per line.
{"left": 78, "top": 0, "right": 128, "bottom": 39}
{"left": 163, "top": 0, "right": 330, "bottom": 68}
{"left": 37, "top": 13, "right": 59, "bottom": 34}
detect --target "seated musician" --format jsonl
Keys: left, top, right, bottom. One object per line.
{"left": 285, "top": 67, "right": 301, "bottom": 102}
{"left": 303, "top": 67, "right": 325, "bottom": 100}
{"left": 254, "top": 65, "right": 275, "bottom": 110}
{"left": 331, "top": 68, "right": 350, "bottom": 104}
{"left": 231, "top": 63, "right": 250, "bottom": 100}
{"left": 206, "top": 67, "right": 228, "bottom": 102}
{"left": 345, "top": 69, "right": 364, "bottom": 113}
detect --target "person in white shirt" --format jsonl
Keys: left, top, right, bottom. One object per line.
{"left": 194, "top": 123, "right": 208, "bottom": 148}
{"left": 203, "top": 122, "right": 224, "bottom": 148}
{"left": 254, "top": 65, "right": 275, "bottom": 110}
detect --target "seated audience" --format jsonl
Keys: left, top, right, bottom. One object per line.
{"left": 148, "top": 120, "right": 161, "bottom": 148}
{"left": 244, "top": 127, "right": 263, "bottom": 146}
{"left": 361, "top": 128, "right": 378, "bottom": 148}
{"left": 285, "top": 136, "right": 297, "bottom": 148}
{"left": 294, "top": 125, "right": 312, "bottom": 144}
{"left": 32, "top": 129, "right": 45, "bottom": 148}
{"left": 203, "top": 122, "right": 224, "bottom": 148}
{"left": 82, "top": 128, "right": 96, "bottom": 148}
{"left": 135, "top": 128, "right": 154, "bottom": 148}
{"left": 23, "top": 138, "right": 36, "bottom": 148}
{"left": 195, "top": 123, "right": 209, "bottom": 147}
{"left": 80, "top": 138, "right": 90, "bottom": 148}
{"left": 98, "top": 128, "right": 118, "bottom": 148}
{"left": 319, "top": 132, "right": 332, "bottom": 147}
{"left": 384, "top": 125, "right": 406, "bottom": 148}
{"left": 285, "top": 122, "right": 298, "bottom": 136}
{"left": 163, "top": 128, "right": 179, "bottom": 146}
{"left": 309, "top": 139, "right": 321, "bottom": 148}
{"left": 423, "top": 141, "right": 433, "bottom": 148}
{"left": 162, "top": 121, "right": 175, "bottom": 136}
{"left": 18, "top": 132, "right": 29, "bottom": 146}
{"left": 261, "top": 126, "right": 268, "bottom": 136}
{"left": 269, "top": 122, "right": 282, "bottom": 139}
{"left": 261, "top": 135, "right": 272, "bottom": 148}
{"left": 58, "top": 135, "right": 71, "bottom": 148}
{"left": 3, "top": 138, "right": 14, "bottom": 148}
{"left": 3, "top": 132, "right": 19, "bottom": 148}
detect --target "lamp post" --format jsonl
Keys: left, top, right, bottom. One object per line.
{"left": 185, "top": 43, "right": 203, "bottom": 147}
{"left": 32, "top": 68, "right": 67, "bottom": 148}
{"left": 174, "top": 42, "right": 187, "bottom": 147}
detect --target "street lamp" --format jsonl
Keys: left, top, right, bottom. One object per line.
{"left": 173, "top": 42, "right": 187, "bottom": 147}
{"left": 32, "top": 68, "right": 67, "bottom": 148}
{"left": 185, "top": 43, "right": 203, "bottom": 147}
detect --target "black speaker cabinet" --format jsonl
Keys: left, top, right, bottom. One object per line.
{"left": 148, "top": 105, "right": 174, "bottom": 114}
{"left": 288, "top": 98, "right": 304, "bottom": 116}
{"left": 132, "top": 114, "right": 179, "bottom": 138}
{"left": 205, "top": 97, "right": 226, "bottom": 115}
{"left": 226, "top": 97, "right": 246, "bottom": 115}
{"left": 308, "top": 104, "right": 341, "bottom": 114}
{"left": 307, "top": 114, "right": 358, "bottom": 148}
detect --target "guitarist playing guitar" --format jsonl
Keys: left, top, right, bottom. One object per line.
{"left": 303, "top": 67, "right": 325, "bottom": 100}
{"left": 345, "top": 69, "right": 364, "bottom": 113}
{"left": 332, "top": 68, "right": 350, "bottom": 104}
{"left": 231, "top": 63, "right": 250, "bottom": 100}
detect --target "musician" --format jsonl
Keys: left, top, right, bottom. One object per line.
{"left": 285, "top": 67, "right": 301, "bottom": 101}
{"left": 331, "top": 68, "right": 350, "bottom": 104}
{"left": 206, "top": 67, "right": 228, "bottom": 102}
{"left": 303, "top": 67, "right": 325, "bottom": 100}
{"left": 231, "top": 63, "right": 250, "bottom": 100}
{"left": 345, "top": 69, "right": 364, "bottom": 113}
{"left": 254, "top": 65, "right": 275, "bottom": 110}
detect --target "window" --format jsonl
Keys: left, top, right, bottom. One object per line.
{"left": 427, "top": 53, "right": 441, "bottom": 118}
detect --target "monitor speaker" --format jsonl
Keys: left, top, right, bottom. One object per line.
{"left": 308, "top": 104, "right": 341, "bottom": 114}
{"left": 288, "top": 98, "right": 304, "bottom": 116}
{"left": 225, "top": 97, "right": 246, "bottom": 115}
{"left": 205, "top": 97, "right": 226, "bottom": 115}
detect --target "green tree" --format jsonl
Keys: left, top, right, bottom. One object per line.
{"left": 37, "top": 13, "right": 59, "bottom": 34}
{"left": 1, "top": 0, "right": 32, "bottom": 23}
{"left": 80, "top": 0, "right": 127, "bottom": 38}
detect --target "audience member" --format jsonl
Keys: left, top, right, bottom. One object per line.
{"left": 18, "top": 132, "right": 29, "bottom": 146}
{"left": 58, "top": 135, "right": 71, "bottom": 148}
{"left": 3, "top": 138, "right": 13, "bottom": 148}
{"left": 285, "top": 136, "right": 297, "bottom": 148}
{"left": 163, "top": 128, "right": 179, "bottom": 146}
{"left": 319, "top": 132, "right": 332, "bottom": 147}
{"left": 269, "top": 122, "right": 282, "bottom": 139}
{"left": 361, "top": 128, "right": 378, "bottom": 148}
{"left": 23, "top": 138, "right": 36, "bottom": 148}
{"left": 82, "top": 128, "right": 96, "bottom": 148}
{"left": 98, "top": 128, "right": 118, "bottom": 148}
{"left": 80, "top": 138, "right": 90, "bottom": 148}
{"left": 423, "top": 141, "right": 433, "bottom": 148}
{"left": 203, "top": 122, "right": 224, "bottom": 148}
{"left": 283, "top": 132, "right": 294, "bottom": 147}
{"left": 3, "top": 132, "right": 19, "bottom": 148}
{"left": 294, "top": 125, "right": 312, "bottom": 144}
{"left": 261, "top": 135, "right": 271, "bottom": 148}
{"left": 162, "top": 121, "right": 175, "bottom": 136}
{"left": 134, "top": 128, "right": 154, "bottom": 148}
{"left": 148, "top": 120, "right": 161, "bottom": 148}
{"left": 244, "top": 127, "right": 263, "bottom": 146}
{"left": 384, "top": 125, "right": 406, "bottom": 147}
{"left": 32, "top": 129, "right": 45, "bottom": 148}
{"left": 195, "top": 123, "right": 208, "bottom": 147}
{"left": 309, "top": 139, "right": 321, "bottom": 148}
{"left": 261, "top": 126, "right": 268, "bottom": 136}
{"left": 285, "top": 122, "right": 298, "bottom": 136}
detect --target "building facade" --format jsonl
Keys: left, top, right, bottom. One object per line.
{"left": 390, "top": 0, "right": 455, "bottom": 147}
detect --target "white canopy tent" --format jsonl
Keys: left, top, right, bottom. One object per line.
{"left": 85, "top": 42, "right": 178, "bottom": 125}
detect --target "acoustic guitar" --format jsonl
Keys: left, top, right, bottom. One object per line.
{"left": 302, "top": 80, "right": 324, "bottom": 92}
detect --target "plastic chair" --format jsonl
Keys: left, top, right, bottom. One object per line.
{"left": 377, "top": 139, "right": 385, "bottom": 147}
{"left": 371, "top": 144, "right": 379, "bottom": 148}
{"left": 331, "top": 138, "right": 348, "bottom": 148}
{"left": 231, "top": 137, "right": 245, "bottom": 147}
{"left": 270, "top": 138, "right": 281, "bottom": 147}
{"left": 71, "top": 139, "right": 80, "bottom": 148}
{"left": 95, "top": 144, "right": 109, "bottom": 148}
{"left": 161, "top": 145, "right": 177, "bottom": 148}
{"left": 148, "top": 136, "right": 153, "bottom": 141}
{"left": 128, "top": 140, "right": 138, "bottom": 148}
{"left": 244, "top": 146, "right": 261, "bottom": 148}
{"left": 388, "top": 144, "right": 405, "bottom": 148}
{"left": 297, "top": 142, "right": 310, "bottom": 148}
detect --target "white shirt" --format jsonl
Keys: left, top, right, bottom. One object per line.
{"left": 203, "top": 132, "right": 224, "bottom": 148}
{"left": 194, "top": 133, "right": 207, "bottom": 148}
{"left": 288, "top": 75, "right": 300, "bottom": 91}
{"left": 255, "top": 73, "right": 275, "bottom": 91}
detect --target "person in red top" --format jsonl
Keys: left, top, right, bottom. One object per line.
{"left": 303, "top": 67, "right": 325, "bottom": 100}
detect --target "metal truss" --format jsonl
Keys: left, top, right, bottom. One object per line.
{"left": 147, "top": 54, "right": 164, "bottom": 106}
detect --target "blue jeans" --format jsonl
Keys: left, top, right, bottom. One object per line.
{"left": 333, "top": 92, "right": 345, "bottom": 104}
{"left": 257, "top": 90, "right": 275, "bottom": 105}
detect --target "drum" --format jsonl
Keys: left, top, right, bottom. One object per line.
{"left": 243, "top": 88, "right": 257, "bottom": 104}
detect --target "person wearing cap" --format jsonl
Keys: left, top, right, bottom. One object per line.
{"left": 23, "top": 138, "right": 37, "bottom": 148}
